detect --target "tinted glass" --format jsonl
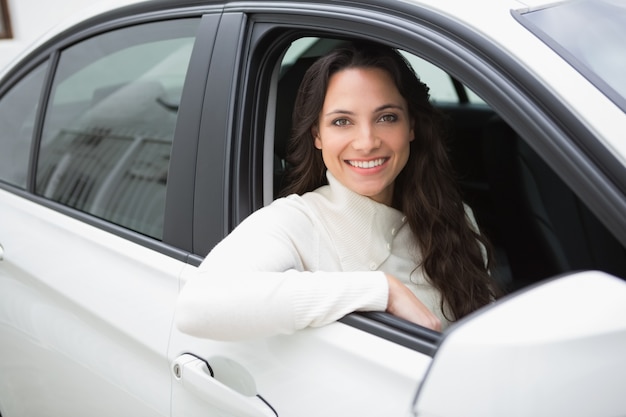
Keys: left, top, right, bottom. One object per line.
{"left": 519, "top": 0, "right": 626, "bottom": 110}
{"left": 0, "top": 63, "right": 47, "bottom": 188}
{"left": 36, "top": 19, "right": 198, "bottom": 239}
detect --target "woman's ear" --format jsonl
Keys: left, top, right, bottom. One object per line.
{"left": 409, "top": 118, "right": 416, "bottom": 142}
{"left": 312, "top": 127, "right": 322, "bottom": 149}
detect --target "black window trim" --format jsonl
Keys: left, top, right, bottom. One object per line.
{"left": 191, "top": 11, "right": 247, "bottom": 258}
{"left": 164, "top": 12, "right": 223, "bottom": 255}
{"left": 340, "top": 313, "right": 441, "bottom": 356}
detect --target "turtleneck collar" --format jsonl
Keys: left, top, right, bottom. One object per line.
{"left": 301, "top": 171, "right": 409, "bottom": 272}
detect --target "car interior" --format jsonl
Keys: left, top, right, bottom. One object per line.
{"left": 271, "top": 37, "right": 626, "bottom": 295}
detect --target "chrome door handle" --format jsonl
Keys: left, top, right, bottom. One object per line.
{"left": 172, "top": 354, "right": 276, "bottom": 417}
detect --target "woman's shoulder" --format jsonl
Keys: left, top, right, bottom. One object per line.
{"left": 271, "top": 192, "right": 315, "bottom": 211}
{"left": 274, "top": 185, "right": 332, "bottom": 210}
{"left": 248, "top": 193, "right": 322, "bottom": 228}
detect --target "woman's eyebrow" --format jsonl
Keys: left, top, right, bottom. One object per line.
{"left": 323, "top": 109, "right": 354, "bottom": 117}
{"left": 375, "top": 103, "right": 404, "bottom": 112}
{"left": 323, "top": 103, "right": 404, "bottom": 117}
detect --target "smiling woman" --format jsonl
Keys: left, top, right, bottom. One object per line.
{"left": 281, "top": 41, "right": 498, "bottom": 323}
{"left": 175, "top": 41, "right": 499, "bottom": 342}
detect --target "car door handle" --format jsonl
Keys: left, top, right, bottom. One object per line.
{"left": 172, "top": 354, "right": 277, "bottom": 417}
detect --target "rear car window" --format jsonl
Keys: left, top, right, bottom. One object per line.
{"left": 36, "top": 18, "right": 199, "bottom": 239}
{"left": 0, "top": 62, "right": 47, "bottom": 188}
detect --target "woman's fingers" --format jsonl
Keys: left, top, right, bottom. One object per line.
{"left": 385, "top": 274, "right": 441, "bottom": 331}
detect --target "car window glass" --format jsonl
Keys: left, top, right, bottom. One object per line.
{"left": 399, "top": 52, "right": 457, "bottom": 103}
{"left": 399, "top": 52, "right": 485, "bottom": 105}
{"left": 518, "top": 0, "right": 626, "bottom": 111}
{"left": 0, "top": 62, "right": 47, "bottom": 188}
{"left": 36, "top": 19, "right": 199, "bottom": 239}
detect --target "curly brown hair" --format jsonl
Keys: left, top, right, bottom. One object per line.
{"left": 280, "top": 41, "right": 498, "bottom": 321}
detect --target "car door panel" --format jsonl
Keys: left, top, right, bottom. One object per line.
{"left": 0, "top": 190, "right": 184, "bottom": 416}
{"left": 170, "top": 266, "right": 431, "bottom": 417}
{"left": 0, "top": 13, "right": 209, "bottom": 417}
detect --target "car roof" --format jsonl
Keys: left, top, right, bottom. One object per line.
{"left": 0, "top": 0, "right": 563, "bottom": 79}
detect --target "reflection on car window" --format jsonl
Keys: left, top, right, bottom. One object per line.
{"left": 0, "top": 62, "right": 47, "bottom": 188}
{"left": 36, "top": 19, "right": 199, "bottom": 239}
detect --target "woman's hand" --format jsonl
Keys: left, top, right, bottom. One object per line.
{"left": 385, "top": 274, "right": 441, "bottom": 332}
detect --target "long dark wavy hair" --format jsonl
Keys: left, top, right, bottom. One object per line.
{"left": 280, "top": 41, "right": 498, "bottom": 321}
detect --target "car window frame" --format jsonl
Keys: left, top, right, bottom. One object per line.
{"left": 189, "top": 11, "right": 245, "bottom": 260}
{"left": 164, "top": 11, "right": 222, "bottom": 256}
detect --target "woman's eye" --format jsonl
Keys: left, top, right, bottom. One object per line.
{"left": 379, "top": 114, "right": 398, "bottom": 123}
{"left": 332, "top": 118, "right": 350, "bottom": 126}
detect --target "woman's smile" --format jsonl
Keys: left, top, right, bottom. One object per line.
{"left": 345, "top": 157, "right": 389, "bottom": 170}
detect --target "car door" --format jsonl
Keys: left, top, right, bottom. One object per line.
{"left": 0, "top": 10, "right": 212, "bottom": 417}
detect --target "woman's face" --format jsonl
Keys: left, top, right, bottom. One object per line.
{"left": 314, "top": 67, "right": 414, "bottom": 205}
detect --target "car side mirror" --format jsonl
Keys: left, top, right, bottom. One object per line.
{"left": 412, "top": 271, "right": 626, "bottom": 417}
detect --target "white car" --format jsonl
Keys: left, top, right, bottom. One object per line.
{"left": 1, "top": 0, "right": 625, "bottom": 416}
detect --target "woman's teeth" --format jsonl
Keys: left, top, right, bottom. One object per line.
{"left": 347, "top": 158, "right": 386, "bottom": 168}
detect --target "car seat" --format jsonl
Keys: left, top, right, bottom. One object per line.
{"left": 482, "top": 116, "right": 626, "bottom": 289}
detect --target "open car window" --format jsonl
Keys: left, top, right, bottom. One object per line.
{"left": 270, "top": 35, "right": 626, "bottom": 298}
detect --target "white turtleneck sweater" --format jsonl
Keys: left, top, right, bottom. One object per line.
{"left": 176, "top": 172, "right": 465, "bottom": 341}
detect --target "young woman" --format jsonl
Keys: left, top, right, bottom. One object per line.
{"left": 176, "top": 41, "right": 498, "bottom": 341}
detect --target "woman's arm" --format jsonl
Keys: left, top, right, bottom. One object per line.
{"left": 175, "top": 198, "right": 389, "bottom": 341}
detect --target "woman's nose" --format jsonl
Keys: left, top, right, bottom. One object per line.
{"left": 352, "top": 124, "right": 381, "bottom": 151}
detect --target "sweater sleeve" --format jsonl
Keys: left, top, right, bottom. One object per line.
{"left": 175, "top": 198, "right": 389, "bottom": 341}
